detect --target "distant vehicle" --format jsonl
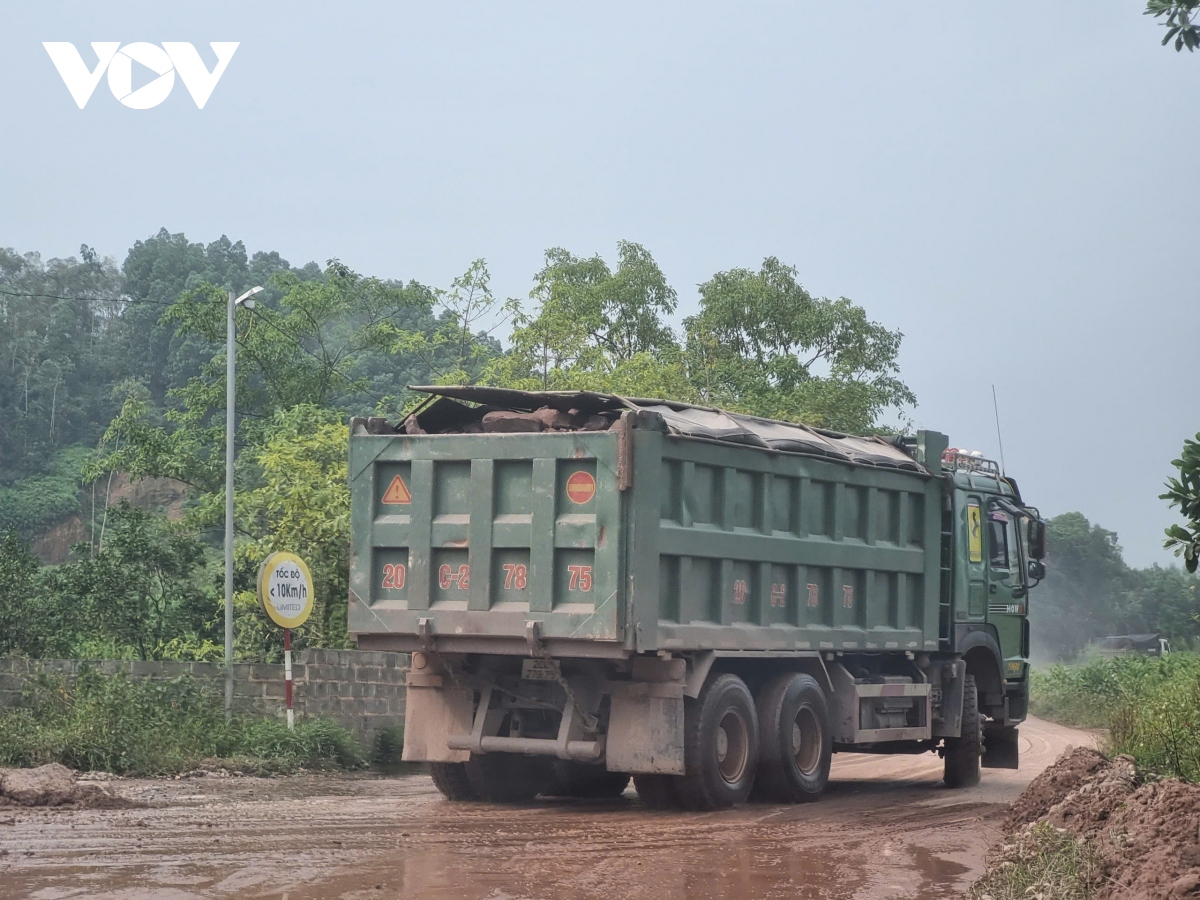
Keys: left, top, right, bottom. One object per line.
{"left": 1097, "top": 633, "right": 1172, "bottom": 657}
{"left": 347, "top": 387, "right": 1047, "bottom": 809}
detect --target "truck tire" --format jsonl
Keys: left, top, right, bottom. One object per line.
{"left": 465, "top": 753, "right": 548, "bottom": 803}
{"left": 943, "top": 674, "right": 982, "bottom": 788}
{"left": 633, "top": 774, "right": 682, "bottom": 809}
{"left": 429, "top": 762, "right": 479, "bottom": 801}
{"left": 753, "top": 672, "right": 832, "bottom": 803}
{"left": 546, "top": 761, "right": 631, "bottom": 799}
{"left": 675, "top": 673, "right": 760, "bottom": 810}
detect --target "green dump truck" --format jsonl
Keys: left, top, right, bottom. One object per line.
{"left": 348, "top": 387, "right": 1046, "bottom": 810}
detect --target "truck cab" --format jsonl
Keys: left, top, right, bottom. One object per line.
{"left": 939, "top": 449, "right": 1044, "bottom": 765}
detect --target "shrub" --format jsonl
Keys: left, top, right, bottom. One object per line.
{"left": 1031, "top": 653, "right": 1200, "bottom": 781}
{"left": 0, "top": 668, "right": 364, "bottom": 775}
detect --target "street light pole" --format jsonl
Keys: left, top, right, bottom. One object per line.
{"left": 225, "top": 286, "right": 263, "bottom": 721}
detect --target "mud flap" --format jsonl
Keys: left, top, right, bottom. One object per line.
{"left": 402, "top": 677, "right": 474, "bottom": 763}
{"left": 605, "top": 683, "right": 685, "bottom": 775}
{"left": 982, "top": 725, "right": 1019, "bottom": 769}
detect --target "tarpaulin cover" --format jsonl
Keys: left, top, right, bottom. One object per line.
{"left": 409, "top": 385, "right": 926, "bottom": 473}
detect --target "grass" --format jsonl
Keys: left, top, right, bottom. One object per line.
{"left": 970, "top": 822, "right": 1102, "bottom": 900}
{"left": 1031, "top": 652, "right": 1200, "bottom": 781}
{"left": 0, "top": 667, "right": 365, "bottom": 776}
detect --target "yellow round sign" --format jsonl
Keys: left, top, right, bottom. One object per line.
{"left": 257, "top": 552, "right": 314, "bottom": 629}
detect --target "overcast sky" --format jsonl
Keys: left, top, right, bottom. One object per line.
{"left": 2, "top": 2, "right": 1196, "bottom": 566}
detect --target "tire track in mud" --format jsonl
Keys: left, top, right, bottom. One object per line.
{"left": 0, "top": 717, "right": 1095, "bottom": 900}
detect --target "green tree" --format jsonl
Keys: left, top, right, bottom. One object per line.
{"left": 486, "top": 241, "right": 685, "bottom": 395}
{"left": 380, "top": 259, "right": 505, "bottom": 388}
{"left": 0, "top": 532, "right": 74, "bottom": 658}
{"left": 88, "top": 261, "right": 427, "bottom": 507}
{"left": 0, "top": 245, "right": 125, "bottom": 483}
{"left": 684, "top": 257, "right": 914, "bottom": 433}
{"left": 1163, "top": 433, "right": 1200, "bottom": 572}
{"left": 233, "top": 405, "right": 351, "bottom": 657}
{"left": 1146, "top": 1, "right": 1200, "bottom": 52}
{"left": 49, "top": 503, "right": 214, "bottom": 660}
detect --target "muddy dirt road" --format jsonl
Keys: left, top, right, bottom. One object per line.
{"left": 1, "top": 716, "right": 1093, "bottom": 900}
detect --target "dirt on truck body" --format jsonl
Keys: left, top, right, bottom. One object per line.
{"left": 348, "top": 386, "right": 1048, "bottom": 810}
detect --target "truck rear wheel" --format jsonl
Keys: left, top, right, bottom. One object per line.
{"left": 675, "top": 673, "right": 759, "bottom": 810}
{"left": 464, "top": 753, "right": 548, "bottom": 803}
{"left": 943, "top": 674, "right": 982, "bottom": 788}
{"left": 546, "top": 761, "right": 631, "bottom": 799}
{"left": 753, "top": 672, "right": 832, "bottom": 803}
{"left": 429, "top": 762, "right": 479, "bottom": 801}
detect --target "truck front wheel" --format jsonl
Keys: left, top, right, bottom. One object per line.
{"left": 753, "top": 672, "right": 832, "bottom": 803}
{"left": 675, "top": 673, "right": 760, "bottom": 810}
{"left": 943, "top": 674, "right": 982, "bottom": 788}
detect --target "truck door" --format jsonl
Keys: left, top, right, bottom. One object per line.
{"left": 962, "top": 495, "right": 988, "bottom": 621}
{"left": 985, "top": 502, "right": 1027, "bottom": 678}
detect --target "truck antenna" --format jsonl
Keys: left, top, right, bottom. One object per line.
{"left": 991, "top": 384, "right": 1007, "bottom": 476}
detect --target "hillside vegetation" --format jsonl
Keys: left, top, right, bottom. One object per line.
{"left": 1, "top": 232, "right": 916, "bottom": 662}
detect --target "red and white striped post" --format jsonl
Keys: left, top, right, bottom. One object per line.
{"left": 284, "top": 627, "right": 294, "bottom": 729}
{"left": 257, "top": 552, "right": 312, "bottom": 731}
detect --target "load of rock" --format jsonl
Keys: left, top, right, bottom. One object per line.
{"left": 403, "top": 405, "right": 615, "bottom": 435}
{"left": 991, "top": 747, "right": 1200, "bottom": 899}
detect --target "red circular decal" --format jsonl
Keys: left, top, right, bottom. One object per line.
{"left": 565, "top": 471, "right": 596, "bottom": 504}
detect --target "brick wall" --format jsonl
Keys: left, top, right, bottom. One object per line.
{"left": 0, "top": 649, "right": 409, "bottom": 746}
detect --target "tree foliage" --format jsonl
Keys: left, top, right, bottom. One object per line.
{"left": 485, "top": 241, "right": 684, "bottom": 395}
{"left": 685, "top": 257, "right": 914, "bottom": 433}
{"left": 234, "top": 405, "right": 351, "bottom": 657}
{"left": 1162, "top": 433, "right": 1200, "bottom": 572}
{"left": 1146, "top": 1, "right": 1200, "bottom": 52}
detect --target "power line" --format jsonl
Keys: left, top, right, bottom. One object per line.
{"left": 0, "top": 286, "right": 172, "bottom": 307}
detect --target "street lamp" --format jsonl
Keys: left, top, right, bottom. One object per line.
{"left": 225, "top": 285, "right": 263, "bottom": 719}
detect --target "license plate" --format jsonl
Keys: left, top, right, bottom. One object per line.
{"left": 521, "top": 658, "right": 557, "bottom": 682}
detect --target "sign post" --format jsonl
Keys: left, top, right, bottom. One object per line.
{"left": 283, "top": 627, "right": 294, "bottom": 728}
{"left": 256, "top": 551, "right": 314, "bottom": 730}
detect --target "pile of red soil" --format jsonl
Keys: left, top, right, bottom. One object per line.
{"left": 1001, "top": 747, "right": 1200, "bottom": 899}
{"left": 1005, "top": 745, "right": 1109, "bottom": 829}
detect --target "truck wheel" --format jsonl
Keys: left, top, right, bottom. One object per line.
{"left": 465, "top": 753, "right": 548, "bottom": 803}
{"left": 753, "top": 672, "right": 832, "bottom": 803}
{"left": 675, "top": 673, "right": 760, "bottom": 810}
{"left": 429, "top": 762, "right": 479, "bottom": 801}
{"left": 546, "top": 761, "right": 631, "bottom": 799}
{"left": 943, "top": 674, "right": 982, "bottom": 788}
{"left": 633, "top": 774, "right": 681, "bottom": 809}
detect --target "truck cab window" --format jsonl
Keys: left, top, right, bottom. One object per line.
{"left": 988, "top": 510, "right": 1010, "bottom": 570}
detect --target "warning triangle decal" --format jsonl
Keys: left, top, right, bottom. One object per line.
{"left": 381, "top": 474, "right": 412, "bottom": 504}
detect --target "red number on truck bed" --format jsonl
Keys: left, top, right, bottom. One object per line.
{"left": 567, "top": 564, "right": 592, "bottom": 592}
{"left": 503, "top": 563, "right": 528, "bottom": 590}
{"left": 381, "top": 563, "right": 406, "bottom": 590}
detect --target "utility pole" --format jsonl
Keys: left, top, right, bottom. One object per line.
{"left": 225, "top": 286, "right": 263, "bottom": 720}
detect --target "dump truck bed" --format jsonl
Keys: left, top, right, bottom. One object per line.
{"left": 349, "top": 389, "right": 944, "bottom": 659}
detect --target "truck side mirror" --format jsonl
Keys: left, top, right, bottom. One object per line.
{"left": 1028, "top": 560, "right": 1046, "bottom": 582}
{"left": 1028, "top": 519, "right": 1047, "bottom": 560}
